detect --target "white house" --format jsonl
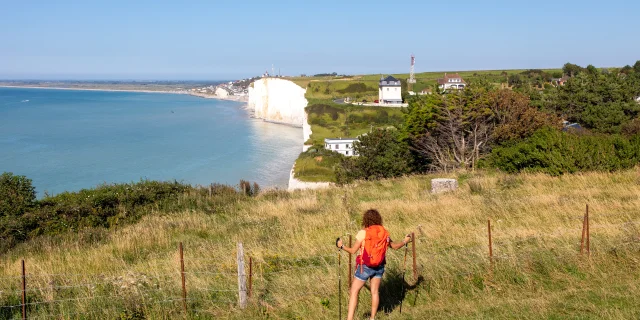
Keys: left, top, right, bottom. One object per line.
{"left": 437, "top": 73, "right": 466, "bottom": 90}
{"left": 324, "top": 138, "right": 358, "bottom": 156}
{"left": 635, "top": 96, "right": 640, "bottom": 103}
{"left": 378, "top": 76, "right": 403, "bottom": 104}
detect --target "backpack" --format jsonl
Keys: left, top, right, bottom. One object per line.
{"left": 356, "top": 225, "right": 390, "bottom": 269}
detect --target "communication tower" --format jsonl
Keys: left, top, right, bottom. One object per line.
{"left": 408, "top": 54, "right": 416, "bottom": 91}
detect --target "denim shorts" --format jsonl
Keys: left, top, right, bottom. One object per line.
{"left": 354, "top": 264, "right": 385, "bottom": 281}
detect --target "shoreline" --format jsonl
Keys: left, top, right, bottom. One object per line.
{"left": 0, "top": 85, "right": 248, "bottom": 103}
{"left": 3, "top": 82, "right": 320, "bottom": 191}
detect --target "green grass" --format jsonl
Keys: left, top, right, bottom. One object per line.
{"left": 288, "top": 68, "right": 563, "bottom": 100}
{"left": 289, "top": 68, "right": 562, "bottom": 182}
{"left": 2, "top": 170, "right": 640, "bottom": 319}
{"left": 305, "top": 100, "right": 404, "bottom": 145}
{"left": 296, "top": 99, "right": 404, "bottom": 182}
{"left": 293, "top": 146, "right": 344, "bottom": 182}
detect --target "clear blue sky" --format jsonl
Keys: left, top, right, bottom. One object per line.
{"left": 1, "top": 0, "right": 638, "bottom": 80}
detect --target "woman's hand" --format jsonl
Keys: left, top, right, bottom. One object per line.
{"left": 402, "top": 234, "right": 412, "bottom": 245}
{"left": 336, "top": 238, "right": 343, "bottom": 248}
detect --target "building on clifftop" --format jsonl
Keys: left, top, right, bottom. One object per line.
{"left": 378, "top": 75, "right": 403, "bottom": 104}
{"left": 324, "top": 138, "right": 358, "bottom": 156}
{"left": 437, "top": 73, "right": 466, "bottom": 90}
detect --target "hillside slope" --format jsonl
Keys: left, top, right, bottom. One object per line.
{"left": 1, "top": 170, "right": 640, "bottom": 319}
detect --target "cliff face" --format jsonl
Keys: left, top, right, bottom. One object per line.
{"left": 247, "top": 78, "right": 326, "bottom": 190}
{"left": 248, "top": 78, "right": 308, "bottom": 128}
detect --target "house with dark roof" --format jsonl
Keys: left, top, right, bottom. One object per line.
{"left": 378, "top": 75, "right": 402, "bottom": 104}
{"left": 437, "top": 73, "right": 466, "bottom": 90}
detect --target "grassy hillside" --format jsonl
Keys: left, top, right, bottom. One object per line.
{"left": 296, "top": 100, "right": 404, "bottom": 183}
{"left": 289, "top": 68, "right": 563, "bottom": 183}
{"left": 305, "top": 100, "right": 404, "bottom": 145}
{"left": 288, "top": 69, "right": 563, "bottom": 99}
{"left": 2, "top": 170, "right": 640, "bottom": 319}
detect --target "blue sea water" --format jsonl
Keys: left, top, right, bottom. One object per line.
{"left": 0, "top": 87, "right": 302, "bottom": 196}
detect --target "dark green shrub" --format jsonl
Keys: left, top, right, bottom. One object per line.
{"left": 487, "top": 128, "right": 640, "bottom": 175}
{"left": 0, "top": 173, "right": 37, "bottom": 250}
{"left": 0, "top": 174, "right": 263, "bottom": 252}
{"left": 337, "top": 83, "right": 374, "bottom": 94}
{"left": 336, "top": 128, "right": 412, "bottom": 183}
{"left": 0, "top": 172, "right": 36, "bottom": 218}
{"left": 307, "top": 104, "right": 343, "bottom": 121}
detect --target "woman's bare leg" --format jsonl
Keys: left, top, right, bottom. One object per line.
{"left": 369, "top": 277, "right": 382, "bottom": 319}
{"left": 347, "top": 278, "right": 366, "bottom": 320}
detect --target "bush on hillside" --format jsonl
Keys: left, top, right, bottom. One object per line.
{"left": 0, "top": 172, "right": 36, "bottom": 218}
{"left": 336, "top": 129, "right": 412, "bottom": 183}
{"left": 404, "top": 88, "right": 557, "bottom": 172}
{"left": 487, "top": 128, "right": 640, "bottom": 175}
{"left": 0, "top": 173, "right": 37, "bottom": 249}
{"left": 307, "top": 104, "right": 342, "bottom": 121}
{"left": 294, "top": 144, "right": 344, "bottom": 182}
{"left": 337, "top": 83, "right": 375, "bottom": 94}
{"left": 0, "top": 176, "right": 262, "bottom": 252}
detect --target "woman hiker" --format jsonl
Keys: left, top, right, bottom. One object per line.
{"left": 336, "top": 209, "right": 412, "bottom": 320}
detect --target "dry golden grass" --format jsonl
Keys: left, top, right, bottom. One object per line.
{"left": 2, "top": 170, "right": 640, "bottom": 319}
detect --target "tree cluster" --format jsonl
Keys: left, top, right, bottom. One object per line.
{"left": 405, "top": 87, "right": 557, "bottom": 172}
{"left": 544, "top": 61, "right": 640, "bottom": 134}
{"left": 338, "top": 61, "right": 640, "bottom": 181}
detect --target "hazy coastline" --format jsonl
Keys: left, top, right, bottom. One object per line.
{"left": 0, "top": 84, "right": 249, "bottom": 102}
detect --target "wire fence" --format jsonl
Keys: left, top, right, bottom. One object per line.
{"left": 2, "top": 206, "right": 639, "bottom": 319}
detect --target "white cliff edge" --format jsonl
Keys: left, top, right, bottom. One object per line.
{"left": 247, "top": 78, "right": 331, "bottom": 191}
{"left": 248, "top": 78, "right": 307, "bottom": 127}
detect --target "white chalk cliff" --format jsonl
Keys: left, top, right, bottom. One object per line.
{"left": 248, "top": 78, "right": 330, "bottom": 191}
{"left": 248, "top": 78, "right": 308, "bottom": 129}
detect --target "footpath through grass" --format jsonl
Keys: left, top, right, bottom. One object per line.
{"left": 1, "top": 170, "right": 640, "bottom": 319}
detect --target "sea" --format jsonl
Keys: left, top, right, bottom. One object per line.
{"left": 0, "top": 87, "right": 303, "bottom": 196}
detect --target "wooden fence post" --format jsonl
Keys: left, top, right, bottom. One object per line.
{"left": 348, "top": 235, "right": 352, "bottom": 288}
{"left": 237, "top": 243, "right": 247, "bottom": 309}
{"left": 586, "top": 204, "right": 590, "bottom": 255}
{"left": 21, "top": 259, "right": 26, "bottom": 320}
{"left": 208, "top": 184, "right": 213, "bottom": 197}
{"left": 411, "top": 232, "right": 417, "bottom": 281}
{"left": 580, "top": 205, "right": 587, "bottom": 254}
{"left": 248, "top": 257, "right": 253, "bottom": 298}
{"left": 488, "top": 220, "right": 493, "bottom": 265}
{"left": 338, "top": 250, "right": 342, "bottom": 320}
{"left": 179, "top": 243, "right": 187, "bottom": 315}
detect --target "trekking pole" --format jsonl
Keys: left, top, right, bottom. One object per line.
{"left": 399, "top": 240, "right": 409, "bottom": 314}
{"left": 338, "top": 248, "right": 342, "bottom": 320}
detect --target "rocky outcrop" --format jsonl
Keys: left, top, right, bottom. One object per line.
{"left": 248, "top": 78, "right": 308, "bottom": 127}
{"left": 431, "top": 178, "right": 458, "bottom": 194}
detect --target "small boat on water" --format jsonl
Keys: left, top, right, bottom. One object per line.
{"left": 21, "top": 100, "right": 29, "bottom": 102}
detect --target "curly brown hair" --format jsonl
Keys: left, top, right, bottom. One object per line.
{"left": 362, "top": 209, "right": 383, "bottom": 228}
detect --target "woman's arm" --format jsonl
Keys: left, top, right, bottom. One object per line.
{"left": 389, "top": 234, "right": 412, "bottom": 250}
{"left": 336, "top": 238, "right": 363, "bottom": 255}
